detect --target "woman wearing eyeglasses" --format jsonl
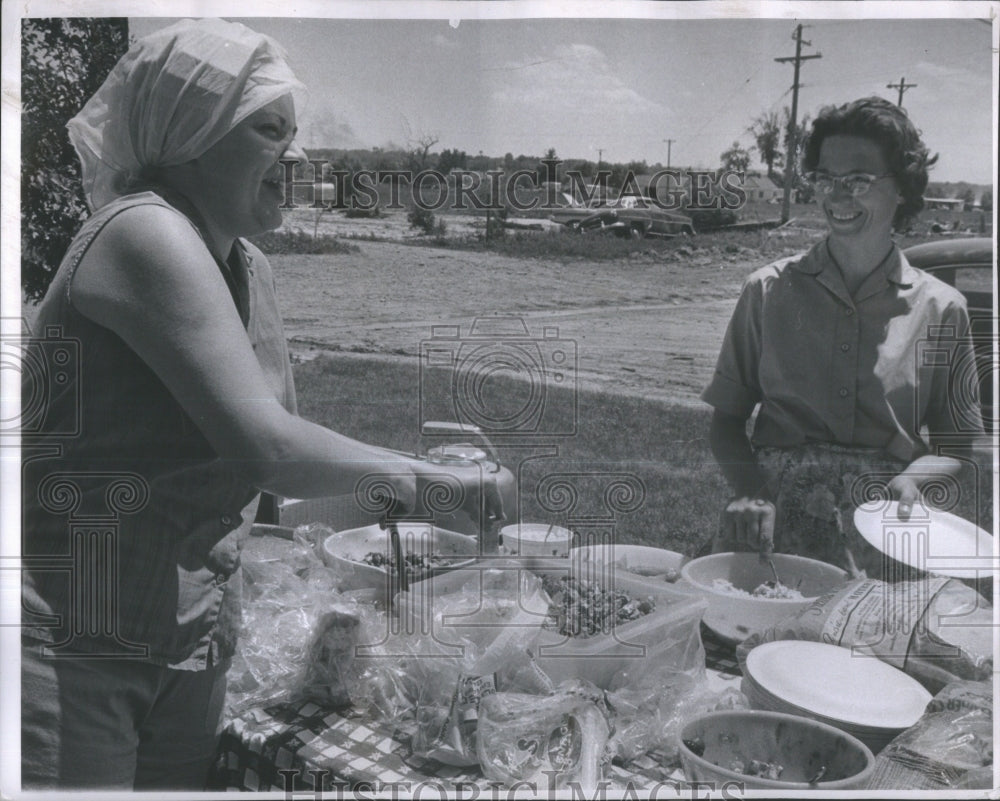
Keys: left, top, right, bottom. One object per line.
{"left": 701, "top": 96, "right": 982, "bottom": 576}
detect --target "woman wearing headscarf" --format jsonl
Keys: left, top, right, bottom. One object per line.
{"left": 20, "top": 19, "right": 475, "bottom": 789}
{"left": 702, "top": 97, "right": 983, "bottom": 577}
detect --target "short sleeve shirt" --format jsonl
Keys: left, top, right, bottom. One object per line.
{"left": 701, "top": 239, "right": 982, "bottom": 462}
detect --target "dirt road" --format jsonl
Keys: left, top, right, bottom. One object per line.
{"left": 271, "top": 235, "right": 796, "bottom": 404}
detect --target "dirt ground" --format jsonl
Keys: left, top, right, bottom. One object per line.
{"left": 275, "top": 207, "right": 824, "bottom": 404}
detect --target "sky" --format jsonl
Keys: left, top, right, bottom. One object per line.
{"left": 128, "top": 7, "right": 997, "bottom": 184}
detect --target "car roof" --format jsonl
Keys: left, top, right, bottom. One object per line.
{"left": 903, "top": 237, "right": 995, "bottom": 270}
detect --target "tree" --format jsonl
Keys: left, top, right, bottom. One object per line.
{"left": 536, "top": 148, "right": 558, "bottom": 184}
{"left": 720, "top": 141, "right": 752, "bottom": 173}
{"left": 21, "top": 18, "right": 130, "bottom": 302}
{"left": 751, "top": 110, "right": 783, "bottom": 177}
{"left": 781, "top": 108, "right": 811, "bottom": 188}
{"left": 958, "top": 186, "right": 976, "bottom": 207}
{"left": 405, "top": 134, "right": 439, "bottom": 172}
{"left": 980, "top": 188, "right": 992, "bottom": 213}
{"left": 437, "top": 148, "right": 467, "bottom": 175}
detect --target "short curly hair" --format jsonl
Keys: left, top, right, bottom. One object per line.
{"left": 802, "top": 96, "right": 938, "bottom": 231}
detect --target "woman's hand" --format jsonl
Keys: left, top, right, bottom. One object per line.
{"left": 887, "top": 473, "right": 922, "bottom": 521}
{"left": 718, "top": 496, "right": 776, "bottom": 555}
{"left": 888, "top": 454, "right": 965, "bottom": 521}
{"left": 407, "top": 459, "right": 507, "bottom": 527}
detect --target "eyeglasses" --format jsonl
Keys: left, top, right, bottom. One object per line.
{"left": 804, "top": 171, "right": 894, "bottom": 197}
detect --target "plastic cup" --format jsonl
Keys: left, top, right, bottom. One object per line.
{"left": 498, "top": 523, "right": 573, "bottom": 557}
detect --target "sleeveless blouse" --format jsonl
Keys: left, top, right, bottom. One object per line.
{"left": 21, "top": 191, "right": 296, "bottom": 669}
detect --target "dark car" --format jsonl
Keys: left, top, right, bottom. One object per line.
{"left": 904, "top": 237, "right": 996, "bottom": 432}
{"left": 552, "top": 195, "right": 695, "bottom": 239}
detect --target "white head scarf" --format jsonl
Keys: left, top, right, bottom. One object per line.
{"left": 68, "top": 18, "right": 307, "bottom": 211}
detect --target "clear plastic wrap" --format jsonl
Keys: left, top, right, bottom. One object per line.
{"left": 606, "top": 673, "right": 749, "bottom": 765}
{"left": 477, "top": 680, "right": 613, "bottom": 792}
{"left": 401, "top": 565, "right": 553, "bottom": 765}
{"left": 225, "top": 525, "right": 383, "bottom": 717}
{"left": 735, "top": 577, "right": 993, "bottom": 694}
{"left": 867, "top": 680, "right": 993, "bottom": 790}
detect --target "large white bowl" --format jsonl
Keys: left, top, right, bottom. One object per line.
{"left": 680, "top": 552, "right": 849, "bottom": 643}
{"left": 320, "top": 522, "right": 478, "bottom": 597}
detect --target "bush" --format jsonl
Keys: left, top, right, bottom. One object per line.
{"left": 343, "top": 206, "right": 381, "bottom": 219}
{"left": 685, "top": 207, "right": 739, "bottom": 231}
{"left": 248, "top": 228, "right": 360, "bottom": 255}
{"left": 407, "top": 205, "right": 437, "bottom": 234}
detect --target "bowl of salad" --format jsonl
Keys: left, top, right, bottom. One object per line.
{"left": 320, "top": 522, "right": 478, "bottom": 596}
{"left": 679, "top": 552, "right": 848, "bottom": 643}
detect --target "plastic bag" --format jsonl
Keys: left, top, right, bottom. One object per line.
{"left": 225, "top": 525, "right": 378, "bottom": 717}
{"left": 606, "top": 674, "right": 748, "bottom": 765}
{"left": 401, "top": 565, "right": 553, "bottom": 765}
{"left": 736, "top": 577, "right": 993, "bottom": 693}
{"left": 477, "top": 680, "right": 613, "bottom": 793}
{"left": 867, "top": 680, "right": 993, "bottom": 790}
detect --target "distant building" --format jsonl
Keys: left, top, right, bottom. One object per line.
{"left": 743, "top": 173, "right": 783, "bottom": 203}
{"left": 924, "top": 197, "right": 966, "bottom": 212}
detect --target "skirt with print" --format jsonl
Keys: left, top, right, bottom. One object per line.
{"left": 715, "top": 442, "right": 963, "bottom": 580}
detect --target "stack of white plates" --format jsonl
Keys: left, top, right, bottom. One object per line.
{"left": 741, "top": 641, "right": 932, "bottom": 753}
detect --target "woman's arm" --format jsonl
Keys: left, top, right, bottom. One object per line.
{"left": 708, "top": 409, "right": 777, "bottom": 553}
{"left": 70, "top": 203, "right": 415, "bottom": 503}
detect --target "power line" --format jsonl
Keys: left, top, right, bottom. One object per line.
{"left": 886, "top": 76, "right": 917, "bottom": 107}
{"left": 775, "top": 23, "right": 821, "bottom": 223}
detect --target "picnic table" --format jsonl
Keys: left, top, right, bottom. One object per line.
{"left": 209, "top": 625, "right": 743, "bottom": 793}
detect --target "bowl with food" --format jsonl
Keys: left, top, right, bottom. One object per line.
{"left": 320, "top": 522, "right": 478, "bottom": 596}
{"left": 679, "top": 552, "right": 848, "bottom": 643}
{"left": 678, "top": 709, "right": 875, "bottom": 790}
{"left": 571, "top": 543, "right": 688, "bottom": 584}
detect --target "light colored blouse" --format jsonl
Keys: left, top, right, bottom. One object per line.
{"left": 702, "top": 238, "right": 982, "bottom": 462}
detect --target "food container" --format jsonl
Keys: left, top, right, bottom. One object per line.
{"left": 320, "top": 522, "right": 478, "bottom": 600}
{"left": 498, "top": 523, "right": 574, "bottom": 557}
{"left": 680, "top": 552, "right": 849, "bottom": 643}
{"left": 395, "top": 559, "right": 708, "bottom": 689}
{"left": 571, "top": 543, "right": 688, "bottom": 583}
{"left": 678, "top": 710, "right": 876, "bottom": 790}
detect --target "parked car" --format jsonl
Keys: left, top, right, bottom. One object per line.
{"left": 552, "top": 194, "right": 695, "bottom": 239}
{"left": 903, "top": 237, "right": 996, "bottom": 432}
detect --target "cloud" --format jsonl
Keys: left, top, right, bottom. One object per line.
{"left": 432, "top": 32, "right": 461, "bottom": 50}
{"left": 297, "top": 112, "right": 364, "bottom": 150}
{"left": 490, "top": 43, "right": 667, "bottom": 118}
{"left": 911, "top": 60, "right": 981, "bottom": 86}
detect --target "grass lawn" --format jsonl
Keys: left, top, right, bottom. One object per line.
{"left": 292, "top": 353, "right": 993, "bottom": 557}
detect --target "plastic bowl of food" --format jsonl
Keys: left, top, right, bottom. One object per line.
{"left": 571, "top": 543, "right": 688, "bottom": 584}
{"left": 678, "top": 710, "right": 875, "bottom": 790}
{"left": 320, "top": 522, "right": 478, "bottom": 596}
{"left": 679, "top": 552, "right": 848, "bottom": 643}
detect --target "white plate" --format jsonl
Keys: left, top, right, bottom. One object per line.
{"left": 745, "top": 641, "right": 932, "bottom": 730}
{"left": 853, "top": 500, "right": 994, "bottom": 579}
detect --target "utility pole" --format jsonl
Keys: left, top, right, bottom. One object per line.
{"left": 663, "top": 138, "right": 675, "bottom": 169}
{"left": 886, "top": 76, "right": 917, "bottom": 107}
{"left": 775, "top": 24, "right": 821, "bottom": 223}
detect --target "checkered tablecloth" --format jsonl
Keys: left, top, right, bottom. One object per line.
{"left": 210, "top": 625, "right": 743, "bottom": 793}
